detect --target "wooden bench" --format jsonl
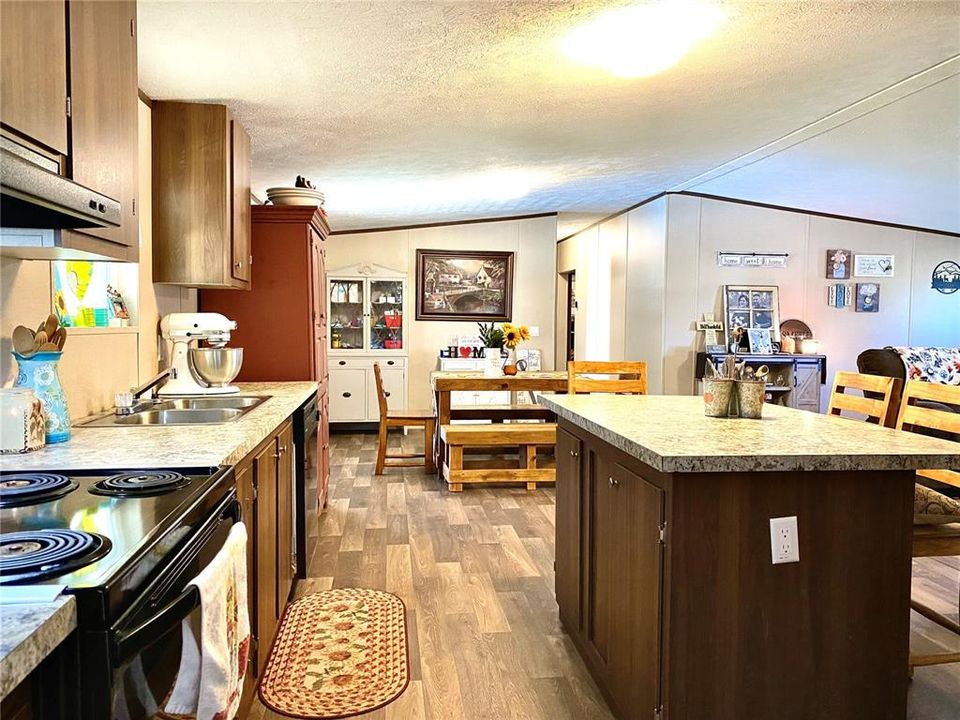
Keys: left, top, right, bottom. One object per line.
{"left": 449, "top": 403, "right": 555, "bottom": 422}
{"left": 440, "top": 423, "right": 557, "bottom": 492}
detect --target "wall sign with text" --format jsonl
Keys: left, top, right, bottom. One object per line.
{"left": 854, "top": 254, "right": 895, "bottom": 277}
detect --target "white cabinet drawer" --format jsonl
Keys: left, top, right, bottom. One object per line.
{"left": 367, "top": 366, "right": 405, "bottom": 419}
{"left": 440, "top": 358, "right": 483, "bottom": 371}
{"left": 330, "top": 356, "right": 406, "bottom": 370}
{"left": 329, "top": 368, "right": 367, "bottom": 421}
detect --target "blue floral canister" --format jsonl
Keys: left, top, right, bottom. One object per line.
{"left": 13, "top": 351, "right": 70, "bottom": 444}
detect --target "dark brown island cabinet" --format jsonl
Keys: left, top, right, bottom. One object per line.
{"left": 544, "top": 394, "right": 960, "bottom": 720}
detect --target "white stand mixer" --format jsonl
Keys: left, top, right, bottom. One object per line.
{"left": 159, "top": 312, "right": 243, "bottom": 396}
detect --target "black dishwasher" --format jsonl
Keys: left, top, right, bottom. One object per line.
{"left": 293, "top": 392, "right": 320, "bottom": 578}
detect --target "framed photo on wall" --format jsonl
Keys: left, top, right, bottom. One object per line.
{"left": 723, "top": 285, "right": 781, "bottom": 343}
{"left": 415, "top": 249, "right": 514, "bottom": 321}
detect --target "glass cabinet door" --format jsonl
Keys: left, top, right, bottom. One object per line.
{"left": 369, "top": 279, "right": 403, "bottom": 351}
{"left": 329, "top": 279, "right": 365, "bottom": 350}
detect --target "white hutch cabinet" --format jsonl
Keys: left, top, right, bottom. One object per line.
{"left": 327, "top": 263, "right": 408, "bottom": 423}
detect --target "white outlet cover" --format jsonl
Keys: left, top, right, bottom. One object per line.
{"left": 769, "top": 516, "right": 800, "bottom": 564}
{"left": 528, "top": 325, "right": 540, "bottom": 337}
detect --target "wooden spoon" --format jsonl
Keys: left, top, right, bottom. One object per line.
{"left": 43, "top": 314, "right": 59, "bottom": 337}
{"left": 52, "top": 327, "right": 67, "bottom": 351}
{"left": 33, "top": 330, "right": 48, "bottom": 349}
{"left": 12, "top": 326, "right": 36, "bottom": 355}
{"left": 38, "top": 342, "right": 60, "bottom": 352}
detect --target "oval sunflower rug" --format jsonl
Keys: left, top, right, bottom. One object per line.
{"left": 258, "top": 588, "right": 409, "bottom": 719}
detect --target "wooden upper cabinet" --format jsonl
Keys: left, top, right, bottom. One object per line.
{"left": 231, "top": 120, "right": 252, "bottom": 283}
{"left": 152, "top": 101, "right": 251, "bottom": 288}
{"left": 0, "top": 1, "right": 69, "bottom": 156}
{"left": 65, "top": 0, "right": 139, "bottom": 258}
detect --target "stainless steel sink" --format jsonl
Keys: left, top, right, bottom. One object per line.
{"left": 154, "top": 396, "right": 267, "bottom": 411}
{"left": 114, "top": 408, "right": 244, "bottom": 425}
{"left": 79, "top": 396, "right": 268, "bottom": 427}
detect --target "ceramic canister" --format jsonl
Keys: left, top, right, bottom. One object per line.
{"left": 703, "top": 378, "right": 736, "bottom": 418}
{"left": 13, "top": 351, "right": 71, "bottom": 444}
{"left": 737, "top": 380, "right": 766, "bottom": 420}
{"left": 0, "top": 388, "right": 46, "bottom": 454}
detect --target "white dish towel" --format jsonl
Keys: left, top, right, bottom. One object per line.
{"left": 165, "top": 521, "right": 251, "bottom": 720}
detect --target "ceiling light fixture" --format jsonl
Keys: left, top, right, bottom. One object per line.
{"left": 560, "top": 0, "right": 726, "bottom": 78}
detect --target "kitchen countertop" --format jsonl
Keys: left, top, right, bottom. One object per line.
{"left": 0, "top": 596, "right": 76, "bottom": 699}
{"left": 0, "top": 381, "right": 318, "bottom": 471}
{"left": 539, "top": 394, "right": 960, "bottom": 473}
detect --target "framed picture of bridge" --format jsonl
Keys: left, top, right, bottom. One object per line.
{"left": 416, "top": 249, "right": 514, "bottom": 321}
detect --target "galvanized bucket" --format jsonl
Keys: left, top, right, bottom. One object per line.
{"left": 737, "top": 379, "right": 766, "bottom": 419}
{"left": 703, "top": 378, "right": 736, "bottom": 418}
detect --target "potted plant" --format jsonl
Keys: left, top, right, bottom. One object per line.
{"left": 477, "top": 322, "right": 505, "bottom": 377}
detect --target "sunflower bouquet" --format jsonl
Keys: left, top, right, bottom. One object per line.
{"left": 501, "top": 323, "right": 531, "bottom": 350}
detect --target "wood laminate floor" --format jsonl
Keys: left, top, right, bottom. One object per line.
{"left": 248, "top": 430, "right": 960, "bottom": 720}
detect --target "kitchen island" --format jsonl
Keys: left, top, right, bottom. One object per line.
{"left": 537, "top": 394, "right": 960, "bottom": 720}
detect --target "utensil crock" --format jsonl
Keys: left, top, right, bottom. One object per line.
{"left": 13, "top": 351, "right": 70, "bottom": 443}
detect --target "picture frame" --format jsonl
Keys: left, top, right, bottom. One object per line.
{"left": 747, "top": 328, "right": 774, "bottom": 354}
{"left": 722, "top": 285, "right": 781, "bottom": 342}
{"left": 853, "top": 254, "right": 894, "bottom": 277}
{"left": 415, "top": 249, "right": 514, "bottom": 321}
{"left": 826, "top": 248, "right": 851, "bottom": 279}
{"left": 855, "top": 282, "right": 880, "bottom": 313}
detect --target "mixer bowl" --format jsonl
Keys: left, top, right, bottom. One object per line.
{"left": 189, "top": 348, "right": 243, "bottom": 387}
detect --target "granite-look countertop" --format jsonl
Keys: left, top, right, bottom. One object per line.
{"left": 1, "top": 381, "right": 318, "bottom": 471}
{"left": 539, "top": 394, "right": 960, "bottom": 473}
{"left": 0, "top": 597, "right": 76, "bottom": 699}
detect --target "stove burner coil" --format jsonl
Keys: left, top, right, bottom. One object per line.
{"left": 0, "top": 529, "right": 111, "bottom": 581}
{"left": 90, "top": 470, "right": 189, "bottom": 497}
{"left": 0, "top": 474, "right": 78, "bottom": 508}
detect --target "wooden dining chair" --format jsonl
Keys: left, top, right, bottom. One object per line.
{"left": 827, "top": 371, "right": 902, "bottom": 427}
{"left": 894, "top": 380, "right": 960, "bottom": 670}
{"left": 374, "top": 362, "right": 436, "bottom": 475}
{"left": 567, "top": 360, "right": 647, "bottom": 395}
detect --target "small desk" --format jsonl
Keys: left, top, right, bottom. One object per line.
{"left": 430, "top": 371, "right": 568, "bottom": 473}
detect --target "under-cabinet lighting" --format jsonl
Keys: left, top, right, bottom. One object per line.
{"left": 560, "top": 0, "right": 725, "bottom": 78}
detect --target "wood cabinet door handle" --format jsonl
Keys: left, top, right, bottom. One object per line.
{"left": 569, "top": 450, "right": 578, "bottom": 457}
{"left": 234, "top": 260, "right": 242, "bottom": 269}
{"left": 608, "top": 477, "right": 619, "bottom": 487}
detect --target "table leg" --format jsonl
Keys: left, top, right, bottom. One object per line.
{"left": 435, "top": 390, "right": 451, "bottom": 479}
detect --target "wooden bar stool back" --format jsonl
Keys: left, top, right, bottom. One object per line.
{"left": 895, "top": 380, "right": 960, "bottom": 670}
{"left": 374, "top": 362, "right": 436, "bottom": 476}
{"left": 567, "top": 360, "right": 648, "bottom": 395}
{"left": 827, "top": 371, "right": 902, "bottom": 427}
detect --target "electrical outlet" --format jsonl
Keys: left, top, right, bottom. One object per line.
{"left": 528, "top": 326, "right": 540, "bottom": 337}
{"left": 769, "top": 516, "right": 800, "bottom": 564}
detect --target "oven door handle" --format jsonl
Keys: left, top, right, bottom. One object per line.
{"left": 112, "top": 497, "right": 241, "bottom": 664}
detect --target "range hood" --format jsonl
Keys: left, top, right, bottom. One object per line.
{"left": 0, "top": 146, "right": 120, "bottom": 230}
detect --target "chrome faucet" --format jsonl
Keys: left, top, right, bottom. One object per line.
{"left": 115, "top": 368, "right": 178, "bottom": 415}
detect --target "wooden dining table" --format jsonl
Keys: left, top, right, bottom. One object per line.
{"left": 430, "top": 370, "right": 569, "bottom": 473}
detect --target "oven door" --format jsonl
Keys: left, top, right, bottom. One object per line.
{"left": 106, "top": 490, "right": 240, "bottom": 720}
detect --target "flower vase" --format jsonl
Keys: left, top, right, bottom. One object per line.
{"left": 13, "top": 351, "right": 70, "bottom": 444}
{"left": 483, "top": 347, "right": 503, "bottom": 377}
{"left": 503, "top": 348, "right": 519, "bottom": 376}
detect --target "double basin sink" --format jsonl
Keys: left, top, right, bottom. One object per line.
{"left": 81, "top": 396, "right": 268, "bottom": 427}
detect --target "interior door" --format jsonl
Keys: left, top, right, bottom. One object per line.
{"left": 67, "top": 0, "right": 138, "bottom": 249}
{"left": 555, "top": 427, "right": 583, "bottom": 633}
{"left": 0, "top": 0, "right": 68, "bottom": 155}
{"left": 230, "top": 119, "right": 251, "bottom": 284}
{"left": 253, "top": 440, "right": 278, "bottom": 674}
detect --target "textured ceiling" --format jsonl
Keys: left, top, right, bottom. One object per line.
{"left": 138, "top": 1, "right": 960, "bottom": 232}
{"left": 685, "top": 73, "right": 960, "bottom": 234}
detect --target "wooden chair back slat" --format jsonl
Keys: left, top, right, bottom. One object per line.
{"left": 567, "top": 360, "right": 648, "bottom": 395}
{"left": 827, "top": 371, "right": 901, "bottom": 426}
{"left": 373, "top": 362, "right": 388, "bottom": 420}
{"left": 896, "top": 381, "right": 960, "bottom": 436}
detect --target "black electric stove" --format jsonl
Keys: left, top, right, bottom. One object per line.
{"left": 0, "top": 465, "right": 239, "bottom": 720}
